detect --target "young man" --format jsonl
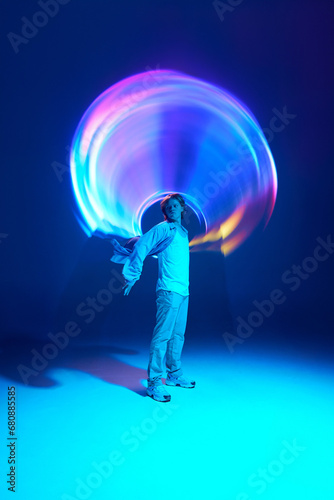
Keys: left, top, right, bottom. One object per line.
{"left": 111, "top": 193, "right": 195, "bottom": 402}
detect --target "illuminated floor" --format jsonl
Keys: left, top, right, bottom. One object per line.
{"left": 1, "top": 336, "right": 333, "bottom": 500}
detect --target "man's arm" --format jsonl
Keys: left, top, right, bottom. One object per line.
{"left": 122, "top": 223, "right": 167, "bottom": 294}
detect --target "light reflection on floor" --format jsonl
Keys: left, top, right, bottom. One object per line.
{"left": 1, "top": 337, "right": 333, "bottom": 500}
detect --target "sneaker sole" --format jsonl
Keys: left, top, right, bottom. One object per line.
{"left": 165, "top": 381, "right": 195, "bottom": 388}
{"left": 146, "top": 392, "right": 171, "bottom": 402}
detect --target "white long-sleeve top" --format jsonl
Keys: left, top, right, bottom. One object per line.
{"left": 122, "top": 220, "right": 189, "bottom": 296}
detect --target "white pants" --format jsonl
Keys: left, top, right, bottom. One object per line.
{"left": 148, "top": 290, "right": 189, "bottom": 386}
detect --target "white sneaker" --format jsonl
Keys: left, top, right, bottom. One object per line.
{"left": 165, "top": 374, "right": 196, "bottom": 388}
{"left": 146, "top": 384, "right": 171, "bottom": 402}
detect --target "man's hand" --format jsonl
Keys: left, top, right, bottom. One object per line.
{"left": 122, "top": 280, "right": 135, "bottom": 296}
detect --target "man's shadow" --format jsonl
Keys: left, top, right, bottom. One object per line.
{"left": 0, "top": 336, "right": 148, "bottom": 396}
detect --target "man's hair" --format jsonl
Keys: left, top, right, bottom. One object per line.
{"left": 160, "top": 193, "right": 186, "bottom": 220}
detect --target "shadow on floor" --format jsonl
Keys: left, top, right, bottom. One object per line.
{"left": 0, "top": 336, "right": 148, "bottom": 397}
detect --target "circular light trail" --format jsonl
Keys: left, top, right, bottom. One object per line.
{"left": 70, "top": 70, "right": 277, "bottom": 255}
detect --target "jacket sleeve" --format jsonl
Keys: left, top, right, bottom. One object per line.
{"left": 122, "top": 224, "right": 167, "bottom": 284}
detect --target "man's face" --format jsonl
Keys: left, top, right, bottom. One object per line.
{"left": 165, "top": 198, "right": 183, "bottom": 222}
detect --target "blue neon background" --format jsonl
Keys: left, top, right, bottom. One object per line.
{"left": 1, "top": 1, "right": 333, "bottom": 499}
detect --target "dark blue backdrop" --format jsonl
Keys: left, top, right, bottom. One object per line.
{"left": 1, "top": 0, "right": 333, "bottom": 360}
